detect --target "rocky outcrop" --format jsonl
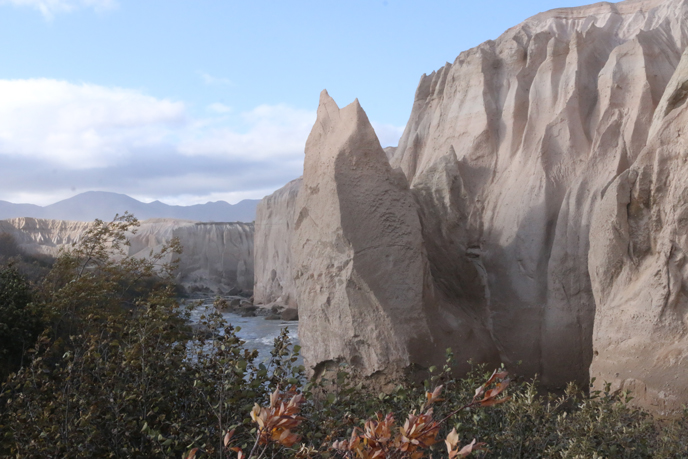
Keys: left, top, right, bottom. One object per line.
{"left": 253, "top": 178, "right": 302, "bottom": 307}
{"left": 256, "top": 0, "right": 688, "bottom": 412}
{"left": 0, "top": 217, "right": 254, "bottom": 294}
{"left": 0, "top": 218, "right": 94, "bottom": 256}
{"left": 588, "top": 47, "right": 688, "bottom": 415}
{"left": 387, "top": 0, "right": 688, "bottom": 391}
{"left": 292, "top": 91, "right": 499, "bottom": 378}
{"left": 388, "top": 0, "right": 688, "bottom": 407}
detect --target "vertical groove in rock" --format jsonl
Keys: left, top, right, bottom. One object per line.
{"left": 254, "top": 0, "right": 688, "bottom": 413}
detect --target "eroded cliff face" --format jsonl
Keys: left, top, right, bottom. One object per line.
{"left": 588, "top": 47, "right": 688, "bottom": 415}
{"left": 255, "top": 0, "right": 688, "bottom": 412}
{"left": 136, "top": 219, "right": 255, "bottom": 293}
{"left": 1, "top": 217, "right": 254, "bottom": 294}
{"left": 253, "top": 178, "right": 302, "bottom": 307}
{"left": 291, "top": 92, "right": 500, "bottom": 377}
{"left": 0, "top": 218, "right": 94, "bottom": 255}
{"left": 387, "top": 0, "right": 688, "bottom": 396}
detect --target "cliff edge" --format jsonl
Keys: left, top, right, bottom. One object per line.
{"left": 256, "top": 0, "right": 688, "bottom": 414}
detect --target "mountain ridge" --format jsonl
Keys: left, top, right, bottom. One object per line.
{"left": 0, "top": 191, "right": 258, "bottom": 223}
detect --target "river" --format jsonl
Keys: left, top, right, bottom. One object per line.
{"left": 186, "top": 299, "right": 301, "bottom": 366}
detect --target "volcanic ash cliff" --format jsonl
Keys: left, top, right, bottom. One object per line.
{"left": 1, "top": 217, "right": 254, "bottom": 294}
{"left": 253, "top": 178, "right": 302, "bottom": 308}
{"left": 255, "top": 0, "right": 688, "bottom": 414}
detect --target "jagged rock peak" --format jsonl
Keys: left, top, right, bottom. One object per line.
{"left": 255, "top": 0, "right": 688, "bottom": 414}
{"left": 292, "top": 92, "right": 447, "bottom": 378}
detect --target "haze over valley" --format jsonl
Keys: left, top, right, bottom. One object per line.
{"left": 0, "top": 191, "right": 258, "bottom": 222}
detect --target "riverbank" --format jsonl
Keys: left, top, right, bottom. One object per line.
{"left": 184, "top": 296, "right": 300, "bottom": 365}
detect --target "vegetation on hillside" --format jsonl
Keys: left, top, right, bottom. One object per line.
{"left": 0, "top": 214, "right": 686, "bottom": 458}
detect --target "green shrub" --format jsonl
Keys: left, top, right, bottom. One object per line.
{"left": 0, "top": 232, "right": 55, "bottom": 283}
{"left": 1, "top": 214, "right": 686, "bottom": 458}
{"left": 0, "top": 214, "right": 302, "bottom": 458}
{"left": 0, "top": 264, "right": 43, "bottom": 380}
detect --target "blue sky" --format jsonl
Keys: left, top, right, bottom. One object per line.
{"left": 0, "top": 0, "right": 592, "bottom": 206}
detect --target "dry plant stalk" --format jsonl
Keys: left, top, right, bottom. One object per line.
{"left": 194, "top": 371, "right": 509, "bottom": 459}
{"left": 333, "top": 370, "right": 510, "bottom": 459}
{"left": 207, "top": 386, "right": 305, "bottom": 459}
{"left": 250, "top": 386, "right": 305, "bottom": 448}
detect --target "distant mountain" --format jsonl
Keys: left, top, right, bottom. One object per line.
{"left": 0, "top": 191, "right": 258, "bottom": 222}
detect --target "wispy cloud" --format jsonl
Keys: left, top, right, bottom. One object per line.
{"left": 207, "top": 103, "right": 232, "bottom": 114}
{"left": 179, "top": 104, "right": 315, "bottom": 161}
{"left": 198, "top": 71, "right": 232, "bottom": 86}
{"left": 0, "top": 79, "right": 185, "bottom": 168}
{"left": 371, "top": 122, "right": 404, "bottom": 148}
{"left": 0, "top": 78, "right": 404, "bottom": 206}
{"left": 0, "top": 0, "right": 118, "bottom": 19}
{"left": 0, "top": 79, "right": 310, "bottom": 205}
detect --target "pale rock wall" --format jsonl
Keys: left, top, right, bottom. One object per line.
{"left": 387, "top": 0, "right": 688, "bottom": 392}
{"left": 128, "top": 219, "right": 255, "bottom": 293}
{"left": 589, "top": 46, "right": 688, "bottom": 415}
{"left": 383, "top": 146, "right": 397, "bottom": 161}
{"left": 0, "top": 217, "right": 254, "bottom": 294}
{"left": 0, "top": 218, "right": 94, "bottom": 256}
{"left": 292, "top": 91, "right": 499, "bottom": 377}
{"left": 173, "top": 221, "right": 254, "bottom": 293}
{"left": 253, "top": 178, "right": 302, "bottom": 307}
{"left": 255, "top": 0, "right": 688, "bottom": 412}
{"left": 254, "top": 161, "right": 411, "bottom": 310}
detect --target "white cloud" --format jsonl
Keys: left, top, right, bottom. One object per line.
{"left": 0, "top": 78, "right": 311, "bottom": 205}
{"left": 198, "top": 71, "right": 232, "bottom": 86}
{"left": 0, "top": 190, "right": 73, "bottom": 206}
{"left": 0, "top": 0, "right": 117, "bottom": 18}
{"left": 0, "top": 78, "right": 405, "bottom": 206}
{"left": 0, "top": 79, "right": 185, "bottom": 168}
{"left": 207, "top": 103, "right": 232, "bottom": 114}
{"left": 371, "top": 121, "right": 404, "bottom": 148}
{"left": 178, "top": 104, "right": 315, "bottom": 161}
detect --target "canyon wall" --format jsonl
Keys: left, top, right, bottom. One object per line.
{"left": 0, "top": 218, "right": 93, "bottom": 255}
{"left": 291, "top": 92, "right": 500, "bottom": 377}
{"left": 0, "top": 217, "right": 254, "bottom": 294}
{"left": 253, "top": 178, "right": 302, "bottom": 307}
{"left": 588, "top": 47, "right": 688, "bottom": 413}
{"left": 255, "top": 0, "right": 688, "bottom": 413}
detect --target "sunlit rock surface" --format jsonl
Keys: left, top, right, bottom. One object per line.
{"left": 255, "top": 0, "right": 688, "bottom": 413}
{"left": 291, "top": 91, "right": 499, "bottom": 378}
{"left": 589, "top": 46, "right": 688, "bottom": 415}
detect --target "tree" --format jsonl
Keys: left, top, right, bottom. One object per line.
{"left": 0, "top": 264, "right": 41, "bottom": 380}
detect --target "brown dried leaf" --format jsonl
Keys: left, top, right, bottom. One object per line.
{"left": 457, "top": 439, "right": 487, "bottom": 457}
{"left": 445, "top": 427, "right": 460, "bottom": 449}
{"left": 224, "top": 429, "right": 235, "bottom": 447}
{"left": 480, "top": 395, "right": 512, "bottom": 407}
{"left": 473, "top": 370, "right": 510, "bottom": 404}
{"left": 426, "top": 385, "right": 444, "bottom": 406}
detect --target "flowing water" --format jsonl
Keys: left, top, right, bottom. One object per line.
{"left": 186, "top": 299, "right": 301, "bottom": 365}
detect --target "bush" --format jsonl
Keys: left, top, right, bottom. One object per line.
{"left": 0, "top": 264, "right": 43, "bottom": 380}
{"left": 0, "top": 214, "right": 301, "bottom": 458}
{"left": 1, "top": 214, "right": 686, "bottom": 458}
{"left": 0, "top": 233, "right": 22, "bottom": 259}
{"left": 0, "top": 232, "right": 55, "bottom": 284}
